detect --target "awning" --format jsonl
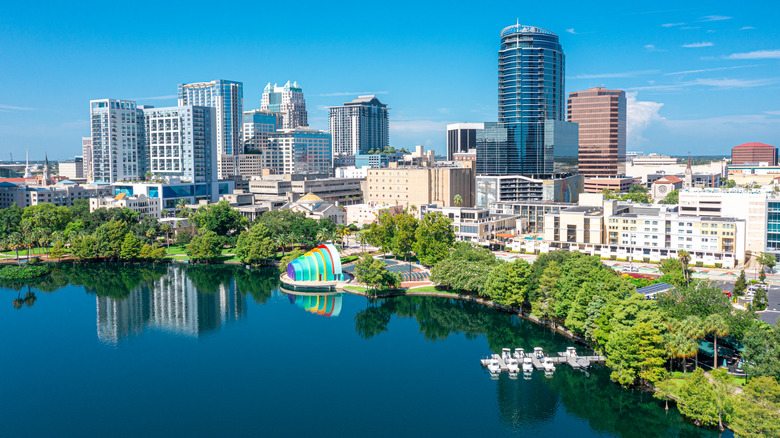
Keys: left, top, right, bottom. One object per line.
{"left": 495, "top": 233, "right": 516, "bottom": 238}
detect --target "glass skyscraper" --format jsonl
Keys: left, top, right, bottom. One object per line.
{"left": 178, "top": 80, "right": 244, "bottom": 164}
{"left": 477, "top": 24, "right": 575, "bottom": 176}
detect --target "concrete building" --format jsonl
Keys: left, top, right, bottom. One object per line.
{"left": 679, "top": 187, "right": 775, "bottom": 256}
{"left": 59, "top": 157, "right": 84, "bottom": 180}
{"left": 584, "top": 176, "right": 639, "bottom": 194}
{"left": 732, "top": 142, "right": 777, "bottom": 166}
{"left": 626, "top": 157, "right": 728, "bottom": 184}
{"left": 0, "top": 181, "right": 111, "bottom": 209}
{"left": 81, "top": 137, "right": 92, "bottom": 182}
{"left": 354, "top": 152, "right": 405, "bottom": 169}
{"left": 89, "top": 99, "right": 144, "bottom": 183}
{"left": 567, "top": 87, "right": 627, "bottom": 177}
{"left": 248, "top": 174, "right": 363, "bottom": 205}
{"left": 334, "top": 166, "right": 369, "bottom": 179}
{"left": 651, "top": 176, "right": 684, "bottom": 200}
{"left": 646, "top": 172, "right": 722, "bottom": 188}
{"left": 282, "top": 193, "right": 345, "bottom": 224}
{"left": 489, "top": 201, "right": 574, "bottom": 234}
{"left": 142, "top": 105, "right": 218, "bottom": 187}
{"left": 476, "top": 174, "right": 583, "bottom": 207}
{"left": 219, "top": 154, "right": 279, "bottom": 178}
{"left": 446, "top": 123, "right": 483, "bottom": 161}
{"left": 90, "top": 193, "right": 162, "bottom": 218}
{"left": 270, "top": 127, "right": 332, "bottom": 175}
{"left": 178, "top": 80, "right": 244, "bottom": 174}
{"left": 364, "top": 163, "right": 475, "bottom": 210}
{"left": 329, "top": 95, "right": 389, "bottom": 164}
{"left": 111, "top": 180, "right": 232, "bottom": 212}
{"left": 421, "top": 205, "right": 519, "bottom": 246}
{"left": 345, "top": 203, "right": 404, "bottom": 226}
{"left": 539, "top": 193, "right": 745, "bottom": 267}
{"left": 260, "top": 81, "right": 307, "bottom": 129}
{"left": 727, "top": 164, "right": 780, "bottom": 185}
{"left": 631, "top": 154, "right": 678, "bottom": 166}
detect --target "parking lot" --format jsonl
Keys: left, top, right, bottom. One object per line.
{"left": 715, "top": 280, "right": 780, "bottom": 325}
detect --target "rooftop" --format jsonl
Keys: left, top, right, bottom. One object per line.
{"left": 734, "top": 142, "right": 774, "bottom": 148}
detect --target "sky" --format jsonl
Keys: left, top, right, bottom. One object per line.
{"left": 1, "top": 0, "right": 779, "bottom": 161}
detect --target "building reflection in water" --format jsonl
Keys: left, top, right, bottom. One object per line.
{"left": 96, "top": 265, "right": 246, "bottom": 344}
{"left": 283, "top": 291, "right": 343, "bottom": 318}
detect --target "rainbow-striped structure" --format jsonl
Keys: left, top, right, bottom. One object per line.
{"left": 286, "top": 243, "right": 343, "bottom": 282}
{"left": 286, "top": 293, "right": 343, "bottom": 317}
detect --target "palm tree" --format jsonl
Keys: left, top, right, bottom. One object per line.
{"left": 160, "top": 223, "right": 172, "bottom": 248}
{"left": 274, "top": 234, "right": 288, "bottom": 256}
{"left": 682, "top": 316, "right": 705, "bottom": 370}
{"left": 704, "top": 314, "right": 730, "bottom": 369}
{"left": 316, "top": 229, "right": 332, "bottom": 244}
{"left": 356, "top": 232, "right": 367, "bottom": 253}
{"left": 9, "top": 232, "right": 23, "bottom": 265}
{"left": 669, "top": 331, "right": 698, "bottom": 373}
{"left": 678, "top": 250, "right": 691, "bottom": 284}
{"left": 453, "top": 194, "right": 463, "bottom": 207}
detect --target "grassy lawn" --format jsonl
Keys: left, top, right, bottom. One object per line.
{"left": 408, "top": 286, "right": 456, "bottom": 293}
{"left": 343, "top": 285, "right": 367, "bottom": 293}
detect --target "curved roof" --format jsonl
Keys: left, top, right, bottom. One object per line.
{"left": 734, "top": 142, "right": 774, "bottom": 148}
{"left": 297, "top": 192, "right": 324, "bottom": 202}
{"left": 55, "top": 180, "right": 77, "bottom": 185}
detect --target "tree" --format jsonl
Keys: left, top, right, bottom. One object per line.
{"left": 733, "top": 269, "right": 747, "bottom": 296}
{"left": 93, "top": 220, "right": 129, "bottom": 260}
{"left": 677, "top": 250, "right": 691, "bottom": 285}
{"left": 754, "top": 287, "right": 768, "bottom": 311}
{"left": 413, "top": 212, "right": 455, "bottom": 266}
{"left": 120, "top": 233, "right": 141, "bottom": 260}
{"left": 186, "top": 230, "right": 222, "bottom": 264}
{"left": 657, "top": 280, "right": 731, "bottom": 321}
{"left": 742, "top": 321, "right": 780, "bottom": 380}
{"left": 453, "top": 194, "right": 463, "bottom": 207}
{"left": 704, "top": 313, "right": 730, "bottom": 369}
{"left": 279, "top": 249, "right": 305, "bottom": 274}
{"left": 709, "top": 368, "right": 735, "bottom": 431}
{"left": 0, "top": 203, "right": 22, "bottom": 240}
{"left": 730, "top": 376, "right": 780, "bottom": 437}
{"left": 532, "top": 260, "right": 561, "bottom": 324}
{"left": 71, "top": 235, "right": 98, "bottom": 261}
{"left": 49, "top": 240, "right": 66, "bottom": 261}
{"left": 629, "top": 184, "right": 648, "bottom": 194}
{"left": 483, "top": 259, "right": 532, "bottom": 307}
{"left": 430, "top": 243, "right": 499, "bottom": 294}
{"left": 658, "top": 257, "right": 688, "bottom": 286}
{"left": 353, "top": 253, "right": 401, "bottom": 293}
{"left": 682, "top": 315, "right": 705, "bottom": 370}
{"left": 235, "top": 223, "right": 277, "bottom": 267}
{"left": 659, "top": 189, "right": 679, "bottom": 205}
{"left": 21, "top": 203, "right": 72, "bottom": 233}
{"left": 676, "top": 369, "right": 719, "bottom": 427}
{"left": 189, "top": 200, "right": 249, "bottom": 237}
{"left": 391, "top": 212, "right": 417, "bottom": 262}
{"left": 605, "top": 321, "right": 667, "bottom": 386}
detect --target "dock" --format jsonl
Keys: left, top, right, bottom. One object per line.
{"left": 481, "top": 347, "right": 605, "bottom": 374}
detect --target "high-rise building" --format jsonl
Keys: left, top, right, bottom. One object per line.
{"left": 81, "top": 137, "right": 92, "bottom": 182}
{"left": 89, "top": 99, "right": 144, "bottom": 183}
{"left": 270, "top": 127, "right": 332, "bottom": 175}
{"left": 142, "top": 105, "right": 218, "bottom": 185}
{"left": 329, "top": 95, "right": 389, "bottom": 163}
{"left": 567, "top": 87, "right": 626, "bottom": 177}
{"left": 243, "top": 110, "right": 279, "bottom": 153}
{"left": 731, "top": 142, "right": 777, "bottom": 166}
{"left": 477, "top": 24, "right": 577, "bottom": 176}
{"left": 178, "top": 80, "right": 244, "bottom": 163}
{"left": 59, "top": 156, "right": 84, "bottom": 180}
{"left": 447, "top": 123, "right": 483, "bottom": 160}
{"left": 260, "top": 81, "right": 307, "bottom": 129}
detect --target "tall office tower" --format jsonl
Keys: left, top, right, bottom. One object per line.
{"left": 178, "top": 79, "right": 244, "bottom": 163}
{"left": 270, "top": 127, "right": 332, "bottom": 175}
{"left": 731, "top": 142, "right": 777, "bottom": 166}
{"left": 567, "top": 87, "right": 626, "bottom": 177}
{"left": 260, "top": 81, "right": 308, "bottom": 129}
{"left": 477, "top": 24, "right": 576, "bottom": 176}
{"left": 89, "top": 99, "right": 144, "bottom": 183}
{"left": 447, "top": 123, "right": 484, "bottom": 160}
{"left": 242, "top": 110, "right": 282, "bottom": 172}
{"left": 329, "top": 95, "right": 389, "bottom": 164}
{"left": 142, "top": 105, "right": 218, "bottom": 185}
{"left": 81, "top": 137, "right": 93, "bottom": 182}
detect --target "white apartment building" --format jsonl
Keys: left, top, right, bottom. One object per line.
{"left": 90, "top": 193, "right": 162, "bottom": 218}
{"left": 345, "top": 203, "right": 403, "bottom": 226}
{"left": 260, "top": 81, "right": 307, "bottom": 129}
{"left": 421, "top": 205, "right": 519, "bottom": 246}
{"left": 334, "top": 166, "right": 369, "bottom": 179}
{"left": 142, "top": 105, "right": 217, "bottom": 185}
{"left": 89, "top": 99, "right": 143, "bottom": 183}
{"left": 0, "top": 181, "right": 111, "bottom": 209}
{"left": 82, "top": 137, "right": 93, "bottom": 182}
{"left": 329, "top": 95, "right": 389, "bottom": 161}
{"left": 270, "top": 128, "right": 332, "bottom": 175}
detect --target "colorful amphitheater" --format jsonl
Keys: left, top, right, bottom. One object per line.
{"left": 286, "top": 293, "right": 343, "bottom": 318}
{"left": 286, "top": 243, "right": 344, "bottom": 283}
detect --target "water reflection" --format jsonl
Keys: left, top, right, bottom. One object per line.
{"left": 96, "top": 265, "right": 246, "bottom": 343}
{"left": 281, "top": 291, "right": 343, "bottom": 317}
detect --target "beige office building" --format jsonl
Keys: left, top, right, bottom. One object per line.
{"left": 364, "top": 162, "right": 475, "bottom": 209}
{"left": 567, "top": 87, "right": 626, "bottom": 177}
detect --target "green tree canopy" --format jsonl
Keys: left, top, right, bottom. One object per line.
{"left": 186, "top": 230, "right": 223, "bottom": 264}
{"left": 413, "top": 212, "right": 455, "bottom": 266}
{"left": 484, "top": 259, "right": 532, "bottom": 307}
{"left": 236, "top": 223, "right": 277, "bottom": 266}
{"left": 190, "top": 200, "right": 249, "bottom": 237}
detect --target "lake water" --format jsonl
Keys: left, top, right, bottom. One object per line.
{"left": 0, "top": 263, "right": 727, "bottom": 437}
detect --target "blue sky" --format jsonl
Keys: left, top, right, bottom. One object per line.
{"left": 1, "top": 0, "right": 779, "bottom": 160}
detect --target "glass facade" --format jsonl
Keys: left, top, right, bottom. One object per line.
{"left": 767, "top": 201, "right": 780, "bottom": 254}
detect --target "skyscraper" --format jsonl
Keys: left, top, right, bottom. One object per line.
{"left": 477, "top": 24, "right": 576, "bottom": 176}
{"left": 270, "top": 127, "right": 332, "bottom": 175}
{"left": 178, "top": 80, "right": 244, "bottom": 163}
{"left": 260, "top": 81, "right": 308, "bottom": 129}
{"left": 142, "top": 105, "right": 218, "bottom": 185}
{"left": 329, "top": 95, "right": 389, "bottom": 164}
{"left": 81, "top": 137, "right": 92, "bottom": 182}
{"left": 567, "top": 87, "right": 627, "bottom": 177}
{"left": 89, "top": 99, "right": 144, "bottom": 183}
{"left": 447, "top": 123, "right": 483, "bottom": 160}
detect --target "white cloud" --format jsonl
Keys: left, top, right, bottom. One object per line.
{"left": 317, "top": 91, "right": 389, "bottom": 97}
{"left": 664, "top": 64, "right": 760, "bottom": 75}
{"left": 0, "top": 104, "right": 35, "bottom": 111}
{"left": 630, "top": 77, "right": 776, "bottom": 91}
{"left": 662, "top": 22, "right": 686, "bottom": 27}
{"left": 724, "top": 49, "right": 780, "bottom": 60}
{"left": 740, "top": 26, "right": 756, "bottom": 30}
{"left": 569, "top": 69, "right": 659, "bottom": 79}
{"left": 700, "top": 15, "right": 732, "bottom": 22}
{"left": 764, "top": 111, "right": 780, "bottom": 115}
{"left": 626, "top": 92, "right": 664, "bottom": 147}
{"left": 680, "top": 26, "right": 701, "bottom": 30}
{"left": 682, "top": 41, "right": 714, "bottom": 48}
{"left": 644, "top": 44, "right": 666, "bottom": 52}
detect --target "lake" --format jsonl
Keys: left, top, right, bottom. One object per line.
{"left": 0, "top": 263, "right": 727, "bottom": 437}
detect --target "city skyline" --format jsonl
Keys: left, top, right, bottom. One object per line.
{"left": 1, "top": 1, "right": 779, "bottom": 160}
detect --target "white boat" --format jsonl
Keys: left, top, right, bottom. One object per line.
{"left": 543, "top": 357, "right": 556, "bottom": 374}
{"left": 487, "top": 358, "right": 501, "bottom": 374}
{"left": 513, "top": 348, "right": 524, "bottom": 360}
{"left": 506, "top": 357, "right": 520, "bottom": 373}
{"left": 533, "top": 347, "right": 544, "bottom": 359}
{"left": 522, "top": 357, "right": 534, "bottom": 373}
{"left": 501, "top": 348, "right": 511, "bottom": 362}
{"left": 564, "top": 347, "right": 578, "bottom": 358}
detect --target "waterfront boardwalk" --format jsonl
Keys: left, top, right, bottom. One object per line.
{"left": 483, "top": 348, "right": 605, "bottom": 372}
